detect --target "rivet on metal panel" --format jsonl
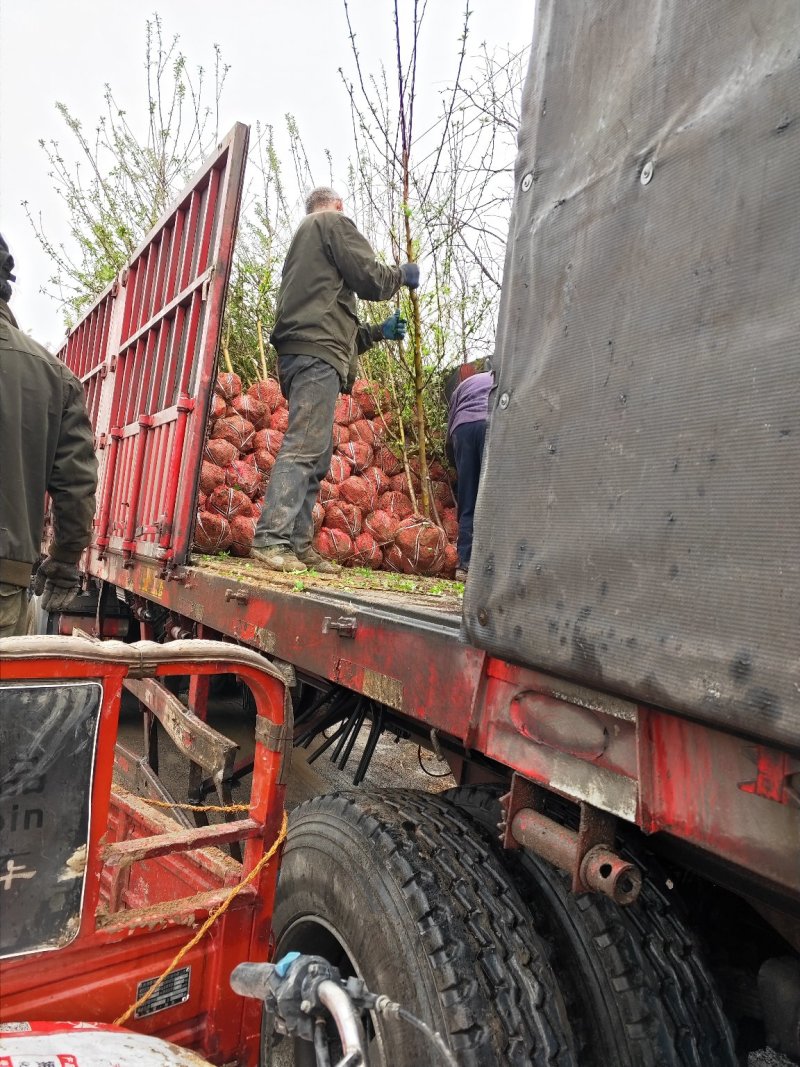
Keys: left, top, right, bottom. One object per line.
{"left": 521, "top": 173, "right": 533, "bottom": 192}
{"left": 640, "top": 160, "right": 655, "bottom": 185}
{"left": 499, "top": 392, "right": 510, "bottom": 410}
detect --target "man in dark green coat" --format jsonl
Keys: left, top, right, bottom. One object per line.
{"left": 252, "top": 187, "right": 419, "bottom": 572}
{"left": 0, "top": 234, "right": 98, "bottom": 636}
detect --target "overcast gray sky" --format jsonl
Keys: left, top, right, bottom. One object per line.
{"left": 0, "top": 1, "right": 533, "bottom": 349}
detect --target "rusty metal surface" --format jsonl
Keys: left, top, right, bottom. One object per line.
{"left": 103, "top": 817, "right": 260, "bottom": 868}
{"left": 638, "top": 709, "right": 800, "bottom": 900}
{"left": 113, "top": 743, "right": 194, "bottom": 830}
{"left": 0, "top": 639, "right": 288, "bottom": 1064}
{"left": 509, "top": 805, "right": 641, "bottom": 905}
{"left": 487, "top": 665, "right": 799, "bottom": 903}
{"left": 124, "top": 676, "right": 238, "bottom": 781}
{"left": 87, "top": 555, "right": 487, "bottom": 743}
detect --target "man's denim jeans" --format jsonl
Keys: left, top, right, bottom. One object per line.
{"left": 451, "top": 418, "right": 487, "bottom": 569}
{"left": 254, "top": 355, "right": 340, "bottom": 553}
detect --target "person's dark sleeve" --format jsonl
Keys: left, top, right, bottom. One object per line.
{"left": 345, "top": 322, "right": 385, "bottom": 390}
{"left": 47, "top": 373, "right": 98, "bottom": 564}
{"left": 327, "top": 216, "right": 403, "bottom": 301}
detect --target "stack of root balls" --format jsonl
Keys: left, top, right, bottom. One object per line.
{"left": 194, "top": 373, "right": 460, "bottom": 578}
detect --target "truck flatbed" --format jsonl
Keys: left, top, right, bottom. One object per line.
{"left": 197, "top": 556, "right": 465, "bottom": 622}
{"left": 105, "top": 552, "right": 483, "bottom": 743}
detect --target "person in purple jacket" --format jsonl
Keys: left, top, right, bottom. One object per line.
{"left": 446, "top": 370, "right": 493, "bottom": 581}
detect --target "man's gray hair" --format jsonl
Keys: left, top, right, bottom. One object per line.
{"left": 305, "top": 187, "right": 341, "bottom": 214}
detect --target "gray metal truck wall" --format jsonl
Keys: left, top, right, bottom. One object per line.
{"left": 464, "top": 0, "right": 800, "bottom": 751}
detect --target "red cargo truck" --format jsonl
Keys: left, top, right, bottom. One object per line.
{"left": 19, "top": 3, "right": 800, "bottom": 1063}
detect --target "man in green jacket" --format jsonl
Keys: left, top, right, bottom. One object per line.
{"left": 252, "top": 187, "right": 419, "bottom": 572}
{"left": 0, "top": 234, "right": 98, "bottom": 637}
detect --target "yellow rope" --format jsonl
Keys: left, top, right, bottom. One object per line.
{"left": 140, "top": 797, "right": 250, "bottom": 813}
{"left": 113, "top": 809, "right": 288, "bottom": 1026}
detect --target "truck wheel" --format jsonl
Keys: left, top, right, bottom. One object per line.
{"left": 263, "top": 789, "right": 576, "bottom": 1067}
{"left": 445, "top": 786, "right": 737, "bottom": 1067}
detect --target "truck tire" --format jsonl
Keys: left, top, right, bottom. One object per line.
{"left": 264, "top": 789, "right": 576, "bottom": 1067}
{"left": 445, "top": 786, "right": 737, "bottom": 1067}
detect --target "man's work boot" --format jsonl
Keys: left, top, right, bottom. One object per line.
{"left": 296, "top": 547, "right": 341, "bottom": 574}
{"left": 251, "top": 546, "right": 308, "bottom": 573}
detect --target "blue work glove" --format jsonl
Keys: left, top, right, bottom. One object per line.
{"left": 381, "top": 310, "right": 407, "bottom": 341}
{"left": 400, "top": 262, "right": 420, "bottom": 289}
{"left": 32, "top": 556, "right": 80, "bottom": 613}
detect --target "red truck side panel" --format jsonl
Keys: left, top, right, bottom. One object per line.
{"left": 57, "top": 123, "right": 249, "bottom": 574}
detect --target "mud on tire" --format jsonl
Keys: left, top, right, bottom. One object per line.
{"left": 445, "top": 785, "right": 737, "bottom": 1067}
{"left": 265, "top": 789, "right": 577, "bottom": 1067}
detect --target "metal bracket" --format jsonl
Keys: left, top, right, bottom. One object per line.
{"left": 225, "top": 588, "right": 249, "bottom": 605}
{"left": 322, "top": 616, "right": 358, "bottom": 639}
{"left": 500, "top": 772, "right": 544, "bottom": 851}
{"left": 739, "top": 747, "right": 800, "bottom": 808}
{"left": 255, "top": 717, "right": 291, "bottom": 754}
{"left": 501, "top": 772, "right": 642, "bottom": 905}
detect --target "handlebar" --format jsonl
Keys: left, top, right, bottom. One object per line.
{"left": 231, "top": 952, "right": 458, "bottom": 1067}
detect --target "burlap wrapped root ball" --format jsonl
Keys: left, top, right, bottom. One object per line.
{"left": 204, "top": 438, "right": 238, "bottom": 467}
{"left": 324, "top": 501, "right": 362, "bottom": 539}
{"left": 253, "top": 449, "right": 275, "bottom": 477}
{"left": 440, "top": 543, "right": 459, "bottom": 579}
{"left": 200, "top": 460, "right": 226, "bottom": 496}
{"left": 363, "top": 509, "right": 398, "bottom": 546}
{"left": 197, "top": 372, "right": 462, "bottom": 575}
{"left": 232, "top": 394, "right": 269, "bottom": 430}
{"left": 338, "top": 476, "right": 377, "bottom": 512}
{"left": 442, "top": 507, "right": 459, "bottom": 541}
{"left": 334, "top": 395, "right": 364, "bottom": 425}
{"left": 211, "top": 414, "right": 256, "bottom": 453}
{"left": 332, "top": 423, "right": 351, "bottom": 448}
{"left": 215, "top": 371, "right": 242, "bottom": 402}
{"left": 313, "top": 527, "right": 354, "bottom": 562}
{"left": 248, "top": 378, "right": 282, "bottom": 412}
{"left": 254, "top": 428, "right": 284, "bottom": 458}
{"left": 348, "top": 531, "right": 383, "bottom": 569}
{"left": 336, "top": 440, "right": 373, "bottom": 474}
{"left": 363, "top": 466, "right": 391, "bottom": 496}
{"left": 207, "top": 486, "right": 252, "bottom": 521}
{"left": 224, "top": 458, "right": 261, "bottom": 499}
{"left": 319, "top": 480, "right": 340, "bottom": 503}
{"left": 327, "top": 455, "right": 353, "bottom": 485}
{"left": 271, "top": 407, "right": 289, "bottom": 433}
{"left": 351, "top": 379, "right": 390, "bottom": 418}
{"left": 194, "top": 511, "right": 232, "bottom": 553}
{"left": 229, "top": 514, "right": 257, "bottom": 557}
{"left": 312, "top": 501, "right": 325, "bottom": 534}
{"left": 377, "top": 491, "right": 414, "bottom": 522}
{"left": 394, "top": 515, "right": 448, "bottom": 576}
